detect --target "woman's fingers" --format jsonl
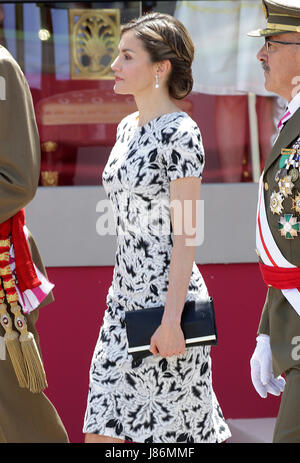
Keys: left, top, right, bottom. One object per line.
{"left": 149, "top": 339, "right": 159, "bottom": 356}
{"left": 156, "top": 347, "right": 186, "bottom": 358}
{"left": 150, "top": 329, "right": 186, "bottom": 357}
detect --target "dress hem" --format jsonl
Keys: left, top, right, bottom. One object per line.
{"left": 82, "top": 425, "right": 232, "bottom": 444}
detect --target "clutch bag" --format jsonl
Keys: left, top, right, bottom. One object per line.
{"left": 125, "top": 298, "right": 217, "bottom": 361}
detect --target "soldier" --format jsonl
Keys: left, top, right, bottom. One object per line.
{"left": 249, "top": 0, "right": 300, "bottom": 443}
{"left": 0, "top": 45, "right": 68, "bottom": 443}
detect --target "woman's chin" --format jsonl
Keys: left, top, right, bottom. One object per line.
{"left": 113, "top": 83, "right": 134, "bottom": 96}
{"left": 113, "top": 84, "right": 127, "bottom": 95}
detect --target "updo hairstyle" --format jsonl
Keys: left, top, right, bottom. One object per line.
{"left": 120, "top": 12, "right": 194, "bottom": 100}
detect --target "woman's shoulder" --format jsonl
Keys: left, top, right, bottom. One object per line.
{"left": 160, "top": 111, "right": 202, "bottom": 145}
{"left": 172, "top": 111, "right": 199, "bottom": 132}
{"left": 117, "top": 111, "right": 138, "bottom": 130}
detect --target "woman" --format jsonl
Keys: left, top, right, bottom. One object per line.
{"left": 83, "top": 12, "right": 231, "bottom": 444}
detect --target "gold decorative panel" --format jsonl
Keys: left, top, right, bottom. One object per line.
{"left": 68, "top": 9, "right": 120, "bottom": 80}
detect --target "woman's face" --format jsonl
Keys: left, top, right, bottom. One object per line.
{"left": 111, "top": 30, "right": 157, "bottom": 97}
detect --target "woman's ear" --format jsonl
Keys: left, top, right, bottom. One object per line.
{"left": 156, "top": 59, "right": 171, "bottom": 77}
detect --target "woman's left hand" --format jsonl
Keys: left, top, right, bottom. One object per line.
{"left": 149, "top": 319, "right": 186, "bottom": 358}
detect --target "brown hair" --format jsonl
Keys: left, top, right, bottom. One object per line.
{"left": 120, "top": 12, "right": 194, "bottom": 100}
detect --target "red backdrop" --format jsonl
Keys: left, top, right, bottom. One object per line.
{"left": 36, "top": 263, "right": 281, "bottom": 443}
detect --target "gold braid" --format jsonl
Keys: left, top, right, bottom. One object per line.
{"left": 0, "top": 237, "right": 47, "bottom": 392}
{"left": 0, "top": 238, "right": 27, "bottom": 387}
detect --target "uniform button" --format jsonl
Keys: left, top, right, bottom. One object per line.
{"left": 265, "top": 182, "right": 269, "bottom": 191}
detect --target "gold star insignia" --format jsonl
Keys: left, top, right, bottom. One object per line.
{"left": 270, "top": 191, "right": 284, "bottom": 215}
{"left": 278, "top": 175, "right": 294, "bottom": 198}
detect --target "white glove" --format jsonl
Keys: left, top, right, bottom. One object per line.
{"left": 250, "top": 334, "right": 286, "bottom": 398}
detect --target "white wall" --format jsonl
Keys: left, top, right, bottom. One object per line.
{"left": 25, "top": 183, "right": 258, "bottom": 266}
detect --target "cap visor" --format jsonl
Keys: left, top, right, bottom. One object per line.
{"left": 247, "top": 28, "right": 288, "bottom": 37}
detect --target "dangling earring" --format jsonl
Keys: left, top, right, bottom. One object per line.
{"left": 155, "top": 74, "right": 159, "bottom": 89}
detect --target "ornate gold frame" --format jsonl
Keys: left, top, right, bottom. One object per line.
{"left": 68, "top": 9, "right": 120, "bottom": 80}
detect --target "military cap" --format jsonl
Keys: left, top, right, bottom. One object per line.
{"left": 248, "top": 0, "right": 300, "bottom": 37}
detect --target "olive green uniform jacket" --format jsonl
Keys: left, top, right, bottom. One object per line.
{"left": 258, "top": 107, "right": 300, "bottom": 378}
{"left": 0, "top": 46, "right": 68, "bottom": 443}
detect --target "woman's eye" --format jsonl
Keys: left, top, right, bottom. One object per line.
{"left": 124, "top": 54, "right": 131, "bottom": 60}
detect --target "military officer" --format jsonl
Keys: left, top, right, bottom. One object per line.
{"left": 248, "top": 0, "right": 300, "bottom": 443}
{"left": 0, "top": 45, "right": 68, "bottom": 443}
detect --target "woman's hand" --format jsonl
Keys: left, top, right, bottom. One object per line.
{"left": 149, "top": 319, "right": 186, "bottom": 358}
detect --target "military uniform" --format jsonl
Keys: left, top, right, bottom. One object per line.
{"left": 256, "top": 103, "right": 300, "bottom": 442}
{"left": 0, "top": 45, "right": 68, "bottom": 442}
{"left": 249, "top": 0, "right": 300, "bottom": 443}
{"left": 257, "top": 93, "right": 300, "bottom": 373}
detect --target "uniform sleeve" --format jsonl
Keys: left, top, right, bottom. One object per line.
{"left": 0, "top": 49, "right": 41, "bottom": 223}
{"left": 162, "top": 119, "right": 205, "bottom": 183}
{"left": 257, "top": 288, "right": 271, "bottom": 336}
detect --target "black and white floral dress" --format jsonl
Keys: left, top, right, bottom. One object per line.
{"left": 83, "top": 111, "right": 231, "bottom": 443}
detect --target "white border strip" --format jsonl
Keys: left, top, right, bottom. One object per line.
{"left": 128, "top": 334, "right": 217, "bottom": 353}
{"left": 256, "top": 175, "right": 294, "bottom": 268}
{"left": 256, "top": 174, "right": 300, "bottom": 317}
{"left": 282, "top": 288, "right": 300, "bottom": 316}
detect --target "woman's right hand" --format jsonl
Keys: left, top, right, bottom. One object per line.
{"left": 149, "top": 320, "right": 186, "bottom": 358}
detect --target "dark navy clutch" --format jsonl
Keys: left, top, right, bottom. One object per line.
{"left": 125, "top": 298, "right": 217, "bottom": 361}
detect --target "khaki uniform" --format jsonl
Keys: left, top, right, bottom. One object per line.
{"left": 0, "top": 46, "right": 68, "bottom": 442}
{"left": 258, "top": 109, "right": 300, "bottom": 376}
{"left": 258, "top": 108, "right": 300, "bottom": 442}
{"left": 247, "top": 0, "right": 300, "bottom": 444}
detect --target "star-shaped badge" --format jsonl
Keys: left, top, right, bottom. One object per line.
{"left": 278, "top": 214, "right": 300, "bottom": 239}
{"left": 270, "top": 191, "right": 284, "bottom": 215}
{"left": 278, "top": 175, "right": 294, "bottom": 198}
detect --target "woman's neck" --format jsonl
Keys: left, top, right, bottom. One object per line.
{"left": 134, "top": 90, "right": 180, "bottom": 127}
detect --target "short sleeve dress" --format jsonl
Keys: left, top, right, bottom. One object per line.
{"left": 83, "top": 111, "right": 231, "bottom": 443}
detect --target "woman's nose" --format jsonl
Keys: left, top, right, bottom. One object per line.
{"left": 111, "top": 55, "right": 121, "bottom": 72}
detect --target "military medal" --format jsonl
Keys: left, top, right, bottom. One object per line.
{"left": 289, "top": 168, "right": 299, "bottom": 182}
{"left": 275, "top": 170, "right": 281, "bottom": 182}
{"left": 292, "top": 192, "right": 300, "bottom": 214}
{"left": 284, "top": 150, "right": 300, "bottom": 172}
{"left": 270, "top": 191, "right": 284, "bottom": 215}
{"left": 278, "top": 175, "right": 294, "bottom": 197}
{"left": 280, "top": 149, "right": 296, "bottom": 169}
{"left": 278, "top": 214, "right": 300, "bottom": 239}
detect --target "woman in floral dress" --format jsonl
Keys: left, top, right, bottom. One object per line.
{"left": 83, "top": 12, "right": 231, "bottom": 444}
